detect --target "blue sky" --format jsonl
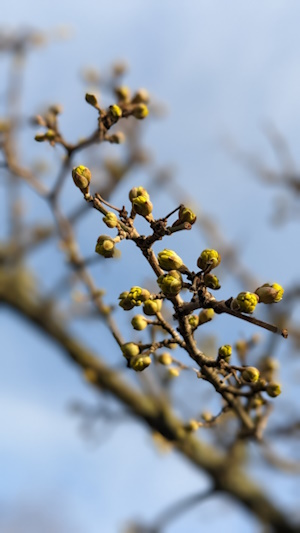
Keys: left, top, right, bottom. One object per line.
{"left": 1, "top": 2, "right": 300, "bottom": 532}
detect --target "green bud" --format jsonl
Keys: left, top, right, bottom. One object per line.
{"left": 157, "top": 352, "right": 172, "bottom": 366}
{"left": 103, "top": 212, "right": 118, "bottom": 228}
{"left": 132, "top": 103, "right": 149, "bottom": 119}
{"left": 44, "top": 129, "right": 56, "bottom": 141}
{"left": 266, "top": 382, "right": 281, "bottom": 398}
{"left": 143, "top": 299, "right": 162, "bottom": 316}
{"left": 178, "top": 206, "right": 197, "bottom": 225}
{"left": 157, "top": 249, "right": 184, "bottom": 271}
{"left": 72, "top": 165, "right": 92, "bottom": 193}
{"left": 197, "top": 249, "right": 221, "bottom": 271}
{"left": 204, "top": 273, "right": 221, "bottom": 290}
{"left": 128, "top": 286, "right": 151, "bottom": 305}
{"left": 129, "top": 186, "right": 150, "bottom": 202}
{"left": 218, "top": 344, "right": 232, "bottom": 362}
{"left": 132, "top": 195, "right": 153, "bottom": 217}
{"left": 157, "top": 270, "right": 183, "bottom": 297}
{"left": 242, "top": 366, "right": 260, "bottom": 383}
{"left": 35, "top": 133, "right": 46, "bottom": 142}
{"left": 131, "top": 315, "right": 148, "bottom": 331}
{"left": 130, "top": 356, "right": 152, "bottom": 371}
{"left": 167, "top": 367, "right": 180, "bottom": 378}
{"left": 95, "top": 235, "right": 115, "bottom": 258}
{"left": 231, "top": 292, "right": 259, "bottom": 314}
{"left": 85, "top": 93, "right": 99, "bottom": 107}
{"left": 188, "top": 315, "right": 199, "bottom": 329}
{"left": 198, "top": 308, "right": 215, "bottom": 324}
{"left": 255, "top": 283, "right": 284, "bottom": 304}
{"left": 121, "top": 342, "right": 140, "bottom": 359}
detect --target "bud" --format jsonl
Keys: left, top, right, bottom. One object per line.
{"left": 95, "top": 235, "right": 115, "bottom": 258}
{"left": 201, "top": 411, "right": 213, "bottom": 422}
{"left": 157, "top": 249, "right": 184, "bottom": 271}
{"left": 44, "top": 129, "right": 56, "bottom": 141}
{"left": 177, "top": 206, "right": 197, "bottom": 225}
{"left": 118, "top": 292, "right": 134, "bottom": 311}
{"left": 121, "top": 342, "right": 140, "bottom": 359}
{"left": 197, "top": 249, "right": 221, "bottom": 271}
{"left": 242, "top": 366, "right": 260, "bottom": 383}
{"left": 157, "top": 270, "right": 183, "bottom": 297}
{"left": 129, "top": 186, "right": 150, "bottom": 202}
{"left": 167, "top": 367, "right": 180, "bottom": 378}
{"left": 143, "top": 299, "right": 162, "bottom": 316}
{"left": 188, "top": 315, "right": 199, "bottom": 329}
{"left": 157, "top": 352, "right": 172, "bottom": 366}
{"left": 132, "top": 103, "right": 149, "bottom": 119}
{"left": 114, "top": 85, "right": 130, "bottom": 101}
{"left": 35, "top": 133, "right": 46, "bottom": 142}
{"left": 85, "top": 93, "right": 99, "bottom": 107}
{"left": 255, "top": 283, "right": 284, "bottom": 304}
{"left": 131, "top": 89, "right": 149, "bottom": 104}
{"left": 218, "top": 344, "right": 232, "bottom": 362}
{"left": 103, "top": 212, "right": 118, "bottom": 228}
{"left": 109, "top": 104, "right": 122, "bottom": 118}
{"left": 132, "top": 195, "right": 153, "bottom": 217}
{"left": 131, "top": 315, "right": 148, "bottom": 331}
{"left": 107, "top": 132, "right": 126, "bottom": 144}
{"left": 266, "top": 382, "right": 281, "bottom": 398}
{"left": 130, "top": 356, "right": 152, "bottom": 371}
{"left": 198, "top": 308, "right": 215, "bottom": 324}
{"left": 72, "top": 165, "right": 92, "bottom": 194}
{"left": 127, "top": 286, "right": 151, "bottom": 306}
{"left": 231, "top": 292, "right": 259, "bottom": 314}
{"left": 204, "top": 273, "right": 221, "bottom": 290}
{"left": 185, "top": 419, "right": 199, "bottom": 432}
{"left": 49, "top": 104, "right": 63, "bottom": 115}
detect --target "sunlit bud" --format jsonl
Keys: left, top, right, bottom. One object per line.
{"left": 35, "top": 133, "right": 46, "bottom": 142}
{"left": 131, "top": 315, "right": 148, "bottom": 331}
{"left": 157, "top": 249, "right": 184, "bottom": 271}
{"left": 197, "top": 249, "right": 221, "bottom": 271}
{"left": 131, "top": 89, "right": 150, "bottom": 104}
{"left": 167, "top": 367, "right": 180, "bottom": 378}
{"left": 231, "top": 292, "right": 259, "bottom": 314}
{"left": 103, "top": 212, "right": 118, "bottom": 228}
{"left": 85, "top": 93, "right": 99, "bottom": 107}
{"left": 132, "top": 103, "right": 149, "bottom": 119}
{"left": 185, "top": 419, "right": 199, "bottom": 432}
{"left": 266, "top": 382, "right": 282, "bottom": 398}
{"left": 130, "top": 356, "right": 152, "bottom": 371}
{"left": 109, "top": 104, "right": 122, "bottom": 118}
{"left": 95, "top": 235, "right": 115, "bottom": 258}
{"left": 204, "top": 273, "right": 221, "bottom": 290}
{"left": 157, "top": 270, "right": 183, "bottom": 297}
{"left": 188, "top": 315, "right": 199, "bottom": 329}
{"left": 128, "top": 286, "right": 151, "bottom": 305}
{"left": 255, "top": 283, "right": 284, "bottom": 304}
{"left": 218, "top": 344, "right": 232, "bottom": 362}
{"left": 72, "top": 165, "right": 92, "bottom": 193}
{"left": 114, "top": 86, "right": 130, "bottom": 101}
{"left": 121, "top": 342, "right": 140, "bottom": 359}
{"left": 178, "top": 206, "right": 197, "bottom": 225}
{"left": 132, "top": 195, "right": 153, "bottom": 217}
{"left": 198, "top": 308, "right": 215, "bottom": 324}
{"left": 242, "top": 366, "right": 260, "bottom": 383}
{"left": 129, "top": 186, "right": 150, "bottom": 202}
{"left": 143, "top": 299, "right": 162, "bottom": 316}
{"left": 44, "top": 129, "right": 56, "bottom": 141}
{"left": 201, "top": 411, "right": 213, "bottom": 422}
{"left": 157, "top": 352, "right": 172, "bottom": 366}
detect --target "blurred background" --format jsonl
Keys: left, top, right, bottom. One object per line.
{"left": 1, "top": 1, "right": 300, "bottom": 532}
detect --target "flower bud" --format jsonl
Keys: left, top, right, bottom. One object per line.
{"left": 197, "top": 249, "right": 221, "bottom": 271}
{"left": 185, "top": 419, "right": 199, "bottom": 432}
{"left": 131, "top": 89, "right": 149, "bottom": 104}
{"left": 231, "top": 292, "right": 259, "bottom": 314}
{"left": 131, "top": 315, "right": 148, "bottom": 331}
{"left": 130, "top": 356, "right": 152, "bottom": 371}
{"left": 128, "top": 286, "right": 151, "bottom": 305}
{"left": 157, "top": 352, "right": 172, "bottom": 366}
{"left": 118, "top": 292, "right": 135, "bottom": 311}
{"left": 167, "top": 367, "right": 180, "bottom": 378}
{"left": 107, "top": 132, "right": 126, "bottom": 144}
{"left": 85, "top": 93, "right": 99, "bottom": 107}
{"left": 203, "top": 273, "right": 221, "bottom": 290}
{"left": 255, "top": 283, "right": 284, "bottom": 304}
{"left": 178, "top": 206, "right": 197, "bottom": 225}
{"left": 242, "top": 366, "right": 260, "bottom": 383}
{"left": 72, "top": 165, "right": 92, "bottom": 194}
{"left": 49, "top": 104, "right": 63, "bottom": 115}
{"left": 103, "top": 212, "right": 118, "bottom": 228}
{"left": 45, "top": 129, "right": 56, "bottom": 141}
{"left": 157, "top": 270, "right": 183, "bottom": 297}
{"left": 143, "top": 299, "right": 162, "bottom": 316}
{"left": 198, "top": 308, "right": 214, "bottom": 324}
{"left": 132, "top": 195, "right": 153, "bottom": 217}
{"left": 95, "top": 235, "right": 115, "bottom": 258}
{"left": 157, "top": 249, "right": 184, "bottom": 271}
{"left": 129, "top": 186, "right": 150, "bottom": 202}
{"left": 188, "top": 315, "right": 199, "bottom": 329}
{"left": 114, "top": 85, "right": 130, "bottom": 101}
{"left": 132, "top": 103, "right": 149, "bottom": 119}
{"left": 35, "top": 133, "right": 46, "bottom": 142}
{"left": 218, "top": 344, "right": 232, "bottom": 362}
{"left": 109, "top": 104, "right": 122, "bottom": 118}
{"left": 121, "top": 342, "right": 140, "bottom": 359}
{"left": 266, "top": 382, "right": 281, "bottom": 398}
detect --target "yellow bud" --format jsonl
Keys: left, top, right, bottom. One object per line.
{"left": 157, "top": 353, "right": 172, "bottom": 366}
